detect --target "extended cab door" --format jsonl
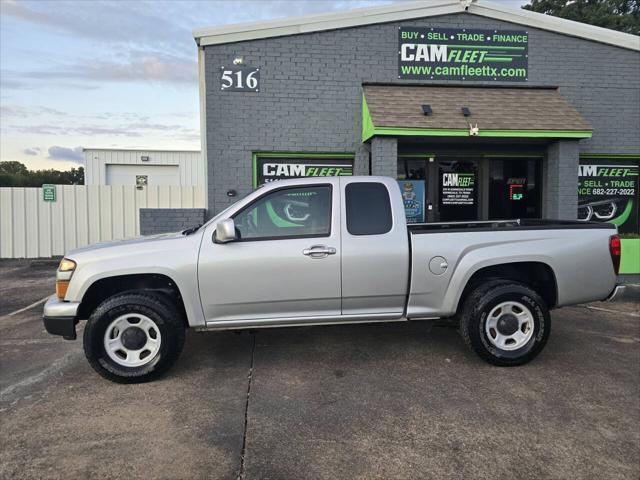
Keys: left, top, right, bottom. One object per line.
{"left": 340, "top": 178, "right": 410, "bottom": 316}
{"left": 198, "top": 180, "right": 341, "bottom": 323}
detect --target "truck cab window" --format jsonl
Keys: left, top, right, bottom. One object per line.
{"left": 345, "top": 182, "right": 392, "bottom": 235}
{"left": 233, "top": 186, "right": 332, "bottom": 240}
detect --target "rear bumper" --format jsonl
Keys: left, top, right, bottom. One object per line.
{"left": 43, "top": 295, "right": 80, "bottom": 340}
{"left": 605, "top": 285, "right": 626, "bottom": 302}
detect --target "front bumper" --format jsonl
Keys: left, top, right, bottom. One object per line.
{"left": 43, "top": 295, "right": 80, "bottom": 340}
{"left": 605, "top": 285, "right": 626, "bottom": 302}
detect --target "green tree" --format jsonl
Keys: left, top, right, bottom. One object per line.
{"left": 0, "top": 161, "right": 29, "bottom": 176}
{"left": 523, "top": 0, "right": 640, "bottom": 35}
{"left": 0, "top": 161, "right": 84, "bottom": 187}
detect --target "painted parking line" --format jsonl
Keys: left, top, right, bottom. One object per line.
{"left": 0, "top": 351, "right": 80, "bottom": 404}
{"left": 4, "top": 296, "right": 49, "bottom": 318}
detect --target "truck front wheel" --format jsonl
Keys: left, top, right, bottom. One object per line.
{"left": 459, "top": 281, "right": 551, "bottom": 366}
{"left": 83, "top": 293, "right": 185, "bottom": 383}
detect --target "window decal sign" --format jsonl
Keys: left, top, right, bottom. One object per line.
{"left": 398, "top": 27, "right": 528, "bottom": 81}
{"left": 441, "top": 172, "right": 476, "bottom": 206}
{"left": 578, "top": 161, "right": 639, "bottom": 233}
{"left": 507, "top": 178, "right": 526, "bottom": 201}
{"left": 398, "top": 180, "right": 425, "bottom": 223}
{"left": 254, "top": 156, "right": 353, "bottom": 187}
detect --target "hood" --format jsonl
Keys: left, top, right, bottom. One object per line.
{"left": 66, "top": 231, "right": 185, "bottom": 257}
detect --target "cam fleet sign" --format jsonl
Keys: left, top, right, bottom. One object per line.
{"left": 578, "top": 161, "right": 639, "bottom": 234}
{"left": 254, "top": 156, "right": 354, "bottom": 187}
{"left": 398, "top": 27, "right": 528, "bottom": 81}
{"left": 441, "top": 172, "right": 476, "bottom": 206}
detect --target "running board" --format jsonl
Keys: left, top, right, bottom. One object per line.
{"left": 198, "top": 313, "right": 408, "bottom": 331}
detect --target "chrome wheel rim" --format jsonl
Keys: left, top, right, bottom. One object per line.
{"left": 103, "top": 313, "right": 162, "bottom": 367}
{"left": 485, "top": 301, "right": 534, "bottom": 351}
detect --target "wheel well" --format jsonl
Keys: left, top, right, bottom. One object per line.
{"left": 77, "top": 274, "right": 188, "bottom": 326}
{"left": 458, "top": 262, "right": 557, "bottom": 313}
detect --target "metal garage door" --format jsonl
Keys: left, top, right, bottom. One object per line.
{"left": 105, "top": 164, "right": 180, "bottom": 186}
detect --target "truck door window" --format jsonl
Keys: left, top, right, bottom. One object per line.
{"left": 345, "top": 182, "right": 392, "bottom": 235}
{"left": 233, "top": 186, "right": 332, "bottom": 240}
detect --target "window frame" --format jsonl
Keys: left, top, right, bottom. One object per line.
{"left": 345, "top": 182, "right": 393, "bottom": 236}
{"left": 229, "top": 184, "right": 334, "bottom": 242}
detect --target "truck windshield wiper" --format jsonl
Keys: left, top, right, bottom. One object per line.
{"left": 182, "top": 224, "right": 202, "bottom": 235}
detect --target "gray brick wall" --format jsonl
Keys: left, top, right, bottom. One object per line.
{"left": 140, "top": 209, "right": 206, "bottom": 236}
{"left": 354, "top": 144, "right": 370, "bottom": 176}
{"left": 203, "top": 12, "right": 640, "bottom": 217}
{"left": 371, "top": 137, "right": 398, "bottom": 177}
{"left": 543, "top": 140, "right": 580, "bottom": 219}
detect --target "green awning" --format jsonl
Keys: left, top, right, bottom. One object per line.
{"left": 362, "top": 85, "right": 592, "bottom": 142}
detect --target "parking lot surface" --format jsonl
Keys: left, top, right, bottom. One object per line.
{"left": 1, "top": 259, "right": 638, "bottom": 479}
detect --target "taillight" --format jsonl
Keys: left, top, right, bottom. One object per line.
{"left": 609, "top": 235, "right": 621, "bottom": 275}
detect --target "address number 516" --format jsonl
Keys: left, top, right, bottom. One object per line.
{"left": 220, "top": 67, "right": 260, "bottom": 91}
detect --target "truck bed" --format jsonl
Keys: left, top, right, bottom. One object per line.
{"left": 405, "top": 219, "right": 617, "bottom": 319}
{"left": 408, "top": 219, "right": 616, "bottom": 234}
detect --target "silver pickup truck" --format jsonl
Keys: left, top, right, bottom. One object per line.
{"left": 43, "top": 176, "right": 623, "bottom": 383}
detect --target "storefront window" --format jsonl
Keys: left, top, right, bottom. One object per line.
{"left": 397, "top": 158, "right": 426, "bottom": 180}
{"left": 397, "top": 153, "right": 544, "bottom": 223}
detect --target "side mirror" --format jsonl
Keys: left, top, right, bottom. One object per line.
{"left": 215, "top": 218, "right": 237, "bottom": 243}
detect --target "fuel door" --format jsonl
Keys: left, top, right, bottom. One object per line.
{"left": 429, "top": 256, "right": 448, "bottom": 275}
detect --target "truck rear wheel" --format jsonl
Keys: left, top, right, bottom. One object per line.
{"left": 459, "top": 280, "right": 550, "bottom": 366}
{"left": 83, "top": 293, "right": 185, "bottom": 383}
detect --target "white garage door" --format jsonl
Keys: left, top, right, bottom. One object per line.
{"left": 105, "top": 164, "right": 180, "bottom": 186}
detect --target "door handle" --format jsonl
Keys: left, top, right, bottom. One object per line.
{"left": 302, "top": 245, "right": 337, "bottom": 258}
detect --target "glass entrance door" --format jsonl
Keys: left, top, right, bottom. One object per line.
{"left": 438, "top": 159, "right": 479, "bottom": 222}
{"left": 488, "top": 157, "right": 541, "bottom": 219}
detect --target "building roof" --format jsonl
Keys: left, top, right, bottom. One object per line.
{"left": 361, "top": 84, "right": 592, "bottom": 141}
{"left": 193, "top": 0, "right": 640, "bottom": 51}
{"left": 83, "top": 148, "right": 201, "bottom": 153}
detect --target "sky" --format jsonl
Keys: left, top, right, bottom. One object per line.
{"left": 1, "top": 0, "right": 527, "bottom": 171}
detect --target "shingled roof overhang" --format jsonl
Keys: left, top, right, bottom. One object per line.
{"left": 362, "top": 84, "right": 593, "bottom": 142}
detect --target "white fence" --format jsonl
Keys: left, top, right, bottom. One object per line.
{"left": 0, "top": 185, "right": 205, "bottom": 258}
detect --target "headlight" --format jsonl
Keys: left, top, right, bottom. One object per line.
{"left": 59, "top": 258, "right": 76, "bottom": 272}
{"left": 56, "top": 258, "right": 76, "bottom": 299}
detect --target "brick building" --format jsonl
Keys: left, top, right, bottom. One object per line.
{"left": 193, "top": 0, "right": 640, "bottom": 233}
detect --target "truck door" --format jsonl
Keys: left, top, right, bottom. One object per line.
{"left": 340, "top": 178, "right": 410, "bottom": 316}
{"left": 198, "top": 182, "right": 341, "bottom": 323}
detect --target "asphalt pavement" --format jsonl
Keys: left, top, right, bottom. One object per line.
{"left": 1, "top": 259, "right": 638, "bottom": 479}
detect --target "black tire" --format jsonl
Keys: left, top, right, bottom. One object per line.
{"left": 459, "top": 280, "right": 551, "bottom": 366}
{"left": 83, "top": 293, "right": 186, "bottom": 383}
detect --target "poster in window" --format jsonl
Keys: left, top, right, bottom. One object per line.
{"left": 398, "top": 180, "right": 425, "bottom": 223}
{"left": 578, "top": 160, "right": 639, "bottom": 234}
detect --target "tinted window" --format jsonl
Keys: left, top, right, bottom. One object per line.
{"left": 345, "top": 183, "right": 392, "bottom": 235}
{"left": 233, "top": 186, "right": 331, "bottom": 240}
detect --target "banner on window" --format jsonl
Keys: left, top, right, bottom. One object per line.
{"left": 254, "top": 155, "right": 354, "bottom": 187}
{"left": 578, "top": 160, "right": 639, "bottom": 234}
